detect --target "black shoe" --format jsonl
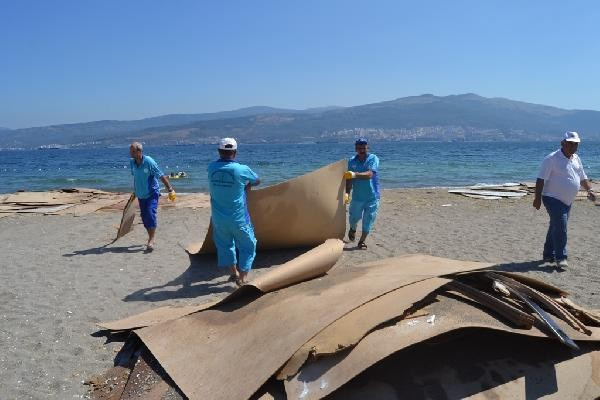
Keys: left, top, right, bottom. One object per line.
{"left": 543, "top": 256, "right": 554, "bottom": 263}
{"left": 348, "top": 228, "right": 356, "bottom": 241}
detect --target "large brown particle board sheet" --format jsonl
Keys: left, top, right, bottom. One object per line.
{"left": 99, "top": 239, "right": 344, "bottom": 331}
{"left": 135, "top": 255, "right": 491, "bottom": 400}
{"left": 277, "top": 277, "right": 451, "bottom": 379}
{"left": 285, "top": 294, "right": 600, "bottom": 399}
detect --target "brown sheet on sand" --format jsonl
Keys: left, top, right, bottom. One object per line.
{"left": 277, "top": 277, "right": 451, "bottom": 379}
{"left": 244, "top": 238, "right": 344, "bottom": 293}
{"left": 113, "top": 193, "right": 136, "bottom": 242}
{"left": 3, "top": 191, "right": 92, "bottom": 205}
{"left": 56, "top": 198, "right": 124, "bottom": 216}
{"left": 98, "top": 298, "right": 223, "bottom": 332}
{"left": 9, "top": 204, "right": 76, "bottom": 214}
{"left": 285, "top": 294, "right": 600, "bottom": 399}
{"left": 135, "top": 254, "right": 492, "bottom": 400}
{"left": 186, "top": 159, "right": 347, "bottom": 254}
{"left": 99, "top": 239, "right": 345, "bottom": 331}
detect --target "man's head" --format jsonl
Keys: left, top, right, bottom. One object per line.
{"left": 561, "top": 131, "right": 580, "bottom": 158}
{"left": 355, "top": 137, "right": 369, "bottom": 158}
{"left": 129, "top": 141, "right": 143, "bottom": 159}
{"left": 218, "top": 137, "right": 237, "bottom": 159}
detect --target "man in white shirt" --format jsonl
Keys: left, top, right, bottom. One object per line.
{"left": 533, "top": 131, "right": 596, "bottom": 268}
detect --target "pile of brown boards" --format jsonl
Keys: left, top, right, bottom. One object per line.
{"left": 521, "top": 180, "right": 600, "bottom": 201}
{"left": 449, "top": 184, "right": 529, "bottom": 200}
{"left": 88, "top": 253, "right": 600, "bottom": 399}
{"left": 0, "top": 188, "right": 130, "bottom": 217}
{"left": 450, "top": 179, "right": 600, "bottom": 201}
{"left": 0, "top": 188, "right": 212, "bottom": 220}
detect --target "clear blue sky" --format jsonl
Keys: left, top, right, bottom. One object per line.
{"left": 1, "top": 0, "right": 599, "bottom": 128}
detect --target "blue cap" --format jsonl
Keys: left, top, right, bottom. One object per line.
{"left": 355, "top": 137, "right": 368, "bottom": 145}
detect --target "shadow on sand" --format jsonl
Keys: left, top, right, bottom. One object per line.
{"left": 123, "top": 247, "right": 312, "bottom": 302}
{"left": 62, "top": 244, "right": 146, "bottom": 256}
{"left": 489, "top": 259, "right": 568, "bottom": 274}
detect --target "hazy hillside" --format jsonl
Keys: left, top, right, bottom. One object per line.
{"left": 0, "top": 106, "right": 312, "bottom": 148}
{"left": 2, "top": 94, "right": 599, "bottom": 148}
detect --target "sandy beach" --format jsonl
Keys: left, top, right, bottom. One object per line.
{"left": 1, "top": 188, "right": 599, "bottom": 399}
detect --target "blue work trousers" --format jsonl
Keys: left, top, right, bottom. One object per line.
{"left": 349, "top": 199, "right": 379, "bottom": 234}
{"left": 212, "top": 223, "right": 257, "bottom": 272}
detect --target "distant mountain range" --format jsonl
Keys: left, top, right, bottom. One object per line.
{"left": 2, "top": 94, "right": 599, "bottom": 149}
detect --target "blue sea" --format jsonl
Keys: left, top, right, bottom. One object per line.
{"left": 1, "top": 141, "right": 598, "bottom": 194}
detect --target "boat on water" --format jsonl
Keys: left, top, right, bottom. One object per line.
{"left": 169, "top": 171, "right": 189, "bottom": 179}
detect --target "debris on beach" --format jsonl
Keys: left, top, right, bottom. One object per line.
{"left": 0, "top": 188, "right": 130, "bottom": 216}
{"left": 448, "top": 183, "right": 528, "bottom": 200}
{"left": 0, "top": 187, "right": 211, "bottom": 219}
{"left": 449, "top": 179, "right": 600, "bottom": 200}
{"left": 88, "top": 164, "right": 600, "bottom": 398}
{"left": 89, "top": 252, "right": 600, "bottom": 399}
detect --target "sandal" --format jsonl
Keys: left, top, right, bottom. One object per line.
{"left": 227, "top": 274, "right": 238, "bottom": 283}
{"left": 348, "top": 228, "right": 356, "bottom": 242}
{"left": 357, "top": 241, "right": 367, "bottom": 250}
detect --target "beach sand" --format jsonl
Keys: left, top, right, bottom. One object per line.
{"left": 1, "top": 188, "right": 598, "bottom": 399}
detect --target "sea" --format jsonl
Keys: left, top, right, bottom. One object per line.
{"left": 1, "top": 141, "right": 598, "bottom": 194}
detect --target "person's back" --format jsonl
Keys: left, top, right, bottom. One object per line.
{"left": 207, "top": 137, "right": 260, "bottom": 285}
{"left": 208, "top": 159, "right": 258, "bottom": 228}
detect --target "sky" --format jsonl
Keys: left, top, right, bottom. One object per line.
{"left": 1, "top": 0, "right": 599, "bottom": 129}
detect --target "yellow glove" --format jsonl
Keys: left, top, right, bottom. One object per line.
{"left": 344, "top": 171, "right": 356, "bottom": 180}
{"left": 168, "top": 189, "right": 177, "bottom": 202}
{"left": 343, "top": 193, "right": 350, "bottom": 205}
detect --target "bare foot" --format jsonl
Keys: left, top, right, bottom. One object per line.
{"left": 228, "top": 266, "right": 240, "bottom": 283}
{"left": 236, "top": 271, "right": 249, "bottom": 286}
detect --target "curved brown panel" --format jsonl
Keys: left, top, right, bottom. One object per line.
{"left": 186, "top": 159, "right": 347, "bottom": 254}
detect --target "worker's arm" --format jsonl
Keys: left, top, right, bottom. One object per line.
{"left": 245, "top": 178, "right": 260, "bottom": 191}
{"left": 160, "top": 175, "right": 174, "bottom": 192}
{"left": 354, "top": 170, "right": 374, "bottom": 179}
{"left": 532, "top": 178, "right": 544, "bottom": 210}
{"left": 160, "top": 175, "right": 176, "bottom": 201}
{"left": 345, "top": 170, "right": 374, "bottom": 180}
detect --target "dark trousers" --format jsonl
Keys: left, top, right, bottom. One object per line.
{"left": 542, "top": 196, "right": 571, "bottom": 261}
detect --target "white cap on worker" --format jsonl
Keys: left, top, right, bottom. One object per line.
{"left": 218, "top": 137, "right": 237, "bottom": 150}
{"left": 563, "top": 131, "right": 581, "bottom": 143}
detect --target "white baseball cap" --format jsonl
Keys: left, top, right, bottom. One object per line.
{"left": 563, "top": 131, "right": 581, "bottom": 143}
{"left": 218, "top": 137, "right": 237, "bottom": 150}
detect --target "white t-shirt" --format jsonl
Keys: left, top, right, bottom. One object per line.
{"left": 538, "top": 149, "right": 587, "bottom": 206}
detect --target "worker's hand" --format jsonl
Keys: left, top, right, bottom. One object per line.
{"left": 343, "top": 193, "right": 350, "bottom": 205}
{"left": 532, "top": 196, "right": 541, "bottom": 210}
{"left": 587, "top": 190, "right": 596, "bottom": 202}
{"left": 168, "top": 189, "right": 177, "bottom": 202}
{"left": 344, "top": 171, "right": 356, "bottom": 180}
